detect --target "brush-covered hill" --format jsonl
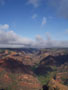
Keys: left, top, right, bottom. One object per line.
{"left": 0, "top": 48, "right": 68, "bottom": 90}
{"left": 0, "top": 57, "right": 42, "bottom": 90}
{"left": 48, "top": 79, "right": 68, "bottom": 90}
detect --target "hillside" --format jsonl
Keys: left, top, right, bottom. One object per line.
{"left": 0, "top": 48, "right": 68, "bottom": 90}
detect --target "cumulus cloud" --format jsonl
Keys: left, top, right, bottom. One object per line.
{"left": 0, "top": 24, "right": 33, "bottom": 48}
{"left": 0, "top": 24, "right": 9, "bottom": 30}
{"left": 0, "top": 29, "right": 68, "bottom": 48}
{"left": 41, "top": 17, "right": 47, "bottom": 27}
{"left": 32, "top": 33, "right": 68, "bottom": 48}
{"left": 0, "top": 30, "right": 33, "bottom": 48}
{"left": 36, "top": 35, "right": 43, "bottom": 41}
{"left": 0, "top": 24, "right": 68, "bottom": 48}
{"left": 32, "top": 14, "right": 37, "bottom": 19}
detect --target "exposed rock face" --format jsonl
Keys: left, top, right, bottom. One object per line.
{"left": 17, "top": 74, "right": 41, "bottom": 90}
{"left": 48, "top": 79, "right": 68, "bottom": 90}
{"left": 0, "top": 48, "right": 68, "bottom": 90}
{"left": 0, "top": 57, "right": 42, "bottom": 90}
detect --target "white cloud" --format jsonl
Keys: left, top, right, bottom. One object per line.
{"left": 41, "top": 17, "right": 47, "bottom": 27}
{"left": 0, "top": 29, "right": 68, "bottom": 48}
{"left": 36, "top": 35, "right": 43, "bottom": 41}
{"left": 0, "top": 24, "right": 68, "bottom": 48}
{"left": 32, "top": 14, "right": 37, "bottom": 19}
{"left": 0, "top": 24, "right": 9, "bottom": 30}
{"left": 0, "top": 24, "right": 33, "bottom": 48}
{"left": 27, "top": 0, "right": 40, "bottom": 8}
{"left": 0, "top": 30, "right": 33, "bottom": 48}
{"left": 33, "top": 33, "right": 68, "bottom": 48}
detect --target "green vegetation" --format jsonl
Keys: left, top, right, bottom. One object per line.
{"left": 37, "top": 71, "right": 57, "bottom": 85}
{"left": 61, "top": 77, "right": 68, "bottom": 86}
{"left": 31, "top": 64, "right": 39, "bottom": 71}
{"left": 38, "top": 74, "right": 50, "bottom": 85}
{"left": 0, "top": 71, "right": 19, "bottom": 90}
{"left": 0, "top": 49, "right": 5, "bottom": 53}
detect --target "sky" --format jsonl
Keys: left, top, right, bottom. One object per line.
{"left": 0, "top": 0, "right": 68, "bottom": 48}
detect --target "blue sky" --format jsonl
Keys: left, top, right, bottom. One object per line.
{"left": 0, "top": 0, "right": 68, "bottom": 48}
